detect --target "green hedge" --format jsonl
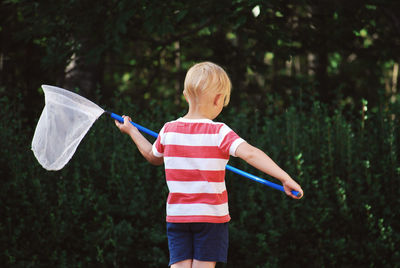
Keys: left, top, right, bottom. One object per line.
{"left": 1, "top": 95, "right": 399, "bottom": 267}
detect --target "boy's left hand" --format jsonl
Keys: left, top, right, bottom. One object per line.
{"left": 114, "top": 115, "right": 138, "bottom": 135}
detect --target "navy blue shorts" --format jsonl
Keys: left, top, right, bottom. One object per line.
{"left": 167, "top": 222, "right": 229, "bottom": 266}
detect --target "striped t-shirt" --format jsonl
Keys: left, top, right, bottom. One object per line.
{"left": 152, "top": 117, "right": 245, "bottom": 223}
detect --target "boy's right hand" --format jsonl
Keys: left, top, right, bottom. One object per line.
{"left": 114, "top": 115, "right": 139, "bottom": 135}
{"left": 282, "top": 178, "right": 303, "bottom": 199}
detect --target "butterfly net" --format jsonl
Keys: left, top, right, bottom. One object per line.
{"left": 32, "top": 85, "right": 104, "bottom": 170}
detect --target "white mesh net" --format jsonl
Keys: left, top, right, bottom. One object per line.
{"left": 32, "top": 85, "right": 104, "bottom": 170}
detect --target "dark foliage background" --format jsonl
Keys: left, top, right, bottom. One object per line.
{"left": 1, "top": 0, "right": 399, "bottom": 267}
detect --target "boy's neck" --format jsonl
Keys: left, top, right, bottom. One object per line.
{"left": 184, "top": 103, "right": 214, "bottom": 120}
{"left": 183, "top": 111, "right": 212, "bottom": 120}
{"left": 183, "top": 92, "right": 223, "bottom": 120}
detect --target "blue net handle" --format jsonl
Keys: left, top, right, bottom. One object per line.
{"left": 107, "top": 111, "right": 300, "bottom": 197}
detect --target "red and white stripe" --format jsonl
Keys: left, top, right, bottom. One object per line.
{"left": 152, "top": 118, "right": 245, "bottom": 223}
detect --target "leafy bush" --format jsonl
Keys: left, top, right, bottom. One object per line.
{"left": 1, "top": 94, "right": 399, "bottom": 267}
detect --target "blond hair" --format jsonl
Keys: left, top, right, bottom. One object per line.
{"left": 183, "top": 62, "right": 231, "bottom": 106}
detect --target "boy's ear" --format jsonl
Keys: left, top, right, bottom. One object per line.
{"left": 183, "top": 92, "right": 189, "bottom": 104}
{"left": 214, "top": 94, "right": 223, "bottom": 106}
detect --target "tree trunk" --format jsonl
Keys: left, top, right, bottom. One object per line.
{"left": 63, "top": 53, "right": 103, "bottom": 98}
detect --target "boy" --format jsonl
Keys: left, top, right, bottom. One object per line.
{"left": 115, "top": 62, "right": 303, "bottom": 268}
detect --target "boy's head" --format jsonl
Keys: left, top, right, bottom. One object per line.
{"left": 183, "top": 62, "right": 231, "bottom": 107}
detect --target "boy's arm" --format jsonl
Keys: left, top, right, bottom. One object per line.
{"left": 114, "top": 115, "right": 163, "bottom": 166}
{"left": 235, "top": 142, "right": 303, "bottom": 199}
